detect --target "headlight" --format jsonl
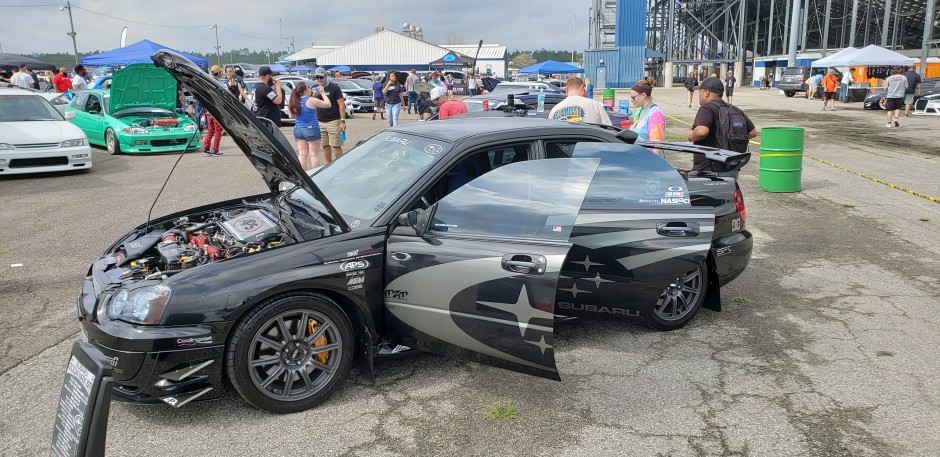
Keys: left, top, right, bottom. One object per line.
{"left": 60, "top": 138, "right": 86, "bottom": 148}
{"left": 0, "top": 143, "right": 12, "bottom": 150}
{"left": 122, "top": 127, "right": 149, "bottom": 135}
{"left": 107, "top": 284, "right": 172, "bottom": 324}
{"left": 184, "top": 124, "right": 197, "bottom": 132}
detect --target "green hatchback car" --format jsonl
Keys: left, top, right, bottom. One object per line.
{"left": 65, "top": 64, "right": 201, "bottom": 154}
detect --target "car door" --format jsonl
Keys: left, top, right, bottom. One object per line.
{"left": 557, "top": 143, "right": 715, "bottom": 326}
{"left": 384, "top": 158, "right": 600, "bottom": 380}
{"left": 70, "top": 93, "right": 105, "bottom": 144}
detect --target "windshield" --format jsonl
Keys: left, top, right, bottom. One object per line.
{"left": 301, "top": 133, "right": 451, "bottom": 227}
{"left": 783, "top": 68, "right": 806, "bottom": 75}
{"left": 348, "top": 79, "right": 374, "bottom": 90}
{"left": 0, "top": 95, "right": 65, "bottom": 122}
{"left": 334, "top": 80, "right": 364, "bottom": 92}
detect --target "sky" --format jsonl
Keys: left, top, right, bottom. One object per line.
{"left": 0, "top": 0, "right": 593, "bottom": 57}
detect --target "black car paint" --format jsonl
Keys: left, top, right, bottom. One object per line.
{"left": 77, "top": 50, "right": 752, "bottom": 409}
{"left": 863, "top": 78, "right": 940, "bottom": 110}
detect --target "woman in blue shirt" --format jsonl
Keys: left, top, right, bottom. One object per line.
{"left": 287, "top": 81, "right": 332, "bottom": 170}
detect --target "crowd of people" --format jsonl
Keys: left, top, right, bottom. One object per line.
{"left": 1, "top": 64, "right": 91, "bottom": 92}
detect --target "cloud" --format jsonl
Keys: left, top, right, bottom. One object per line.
{"left": 0, "top": 0, "right": 591, "bottom": 55}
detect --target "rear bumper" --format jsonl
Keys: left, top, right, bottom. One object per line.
{"left": 711, "top": 229, "right": 752, "bottom": 286}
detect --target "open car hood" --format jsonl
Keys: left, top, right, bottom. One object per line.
{"left": 151, "top": 49, "right": 348, "bottom": 232}
{"left": 110, "top": 64, "right": 178, "bottom": 114}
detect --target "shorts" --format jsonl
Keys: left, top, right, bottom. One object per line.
{"left": 824, "top": 91, "right": 837, "bottom": 100}
{"left": 726, "top": 88, "right": 734, "bottom": 97}
{"left": 885, "top": 97, "right": 904, "bottom": 111}
{"left": 319, "top": 120, "right": 344, "bottom": 147}
{"left": 374, "top": 98, "right": 385, "bottom": 109}
{"left": 904, "top": 94, "right": 915, "bottom": 105}
{"left": 293, "top": 124, "right": 321, "bottom": 141}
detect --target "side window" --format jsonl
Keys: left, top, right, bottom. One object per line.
{"left": 71, "top": 93, "right": 87, "bottom": 110}
{"left": 573, "top": 143, "right": 690, "bottom": 208}
{"left": 544, "top": 141, "right": 598, "bottom": 159}
{"left": 84, "top": 94, "right": 101, "bottom": 114}
{"left": 429, "top": 159, "right": 599, "bottom": 240}
{"left": 421, "top": 144, "right": 531, "bottom": 206}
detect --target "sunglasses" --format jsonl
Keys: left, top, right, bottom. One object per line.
{"left": 315, "top": 75, "right": 325, "bottom": 79}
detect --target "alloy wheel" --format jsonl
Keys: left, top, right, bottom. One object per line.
{"left": 654, "top": 266, "right": 705, "bottom": 322}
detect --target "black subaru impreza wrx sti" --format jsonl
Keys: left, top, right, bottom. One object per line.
{"left": 75, "top": 50, "right": 752, "bottom": 413}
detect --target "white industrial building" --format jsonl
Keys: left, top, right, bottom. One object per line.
{"left": 283, "top": 27, "right": 507, "bottom": 77}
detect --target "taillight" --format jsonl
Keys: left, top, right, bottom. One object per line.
{"left": 733, "top": 188, "right": 746, "bottom": 223}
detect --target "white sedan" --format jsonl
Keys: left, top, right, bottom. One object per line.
{"left": 0, "top": 86, "right": 91, "bottom": 175}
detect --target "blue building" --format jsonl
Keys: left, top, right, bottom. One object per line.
{"left": 584, "top": 0, "right": 646, "bottom": 89}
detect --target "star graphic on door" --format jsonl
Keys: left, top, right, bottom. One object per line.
{"left": 559, "top": 282, "right": 591, "bottom": 298}
{"left": 588, "top": 272, "right": 613, "bottom": 288}
{"left": 526, "top": 335, "right": 553, "bottom": 355}
{"left": 570, "top": 255, "right": 604, "bottom": 271}
{"left": 477, "top": 284, "right": 553, "bottom": 337}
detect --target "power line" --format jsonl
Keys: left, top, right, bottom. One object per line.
{"left": 0, "top": 3, "right": 65, "bottom": 7}
{"left": 218, "top": 27, "right": 278, "bottom": 41}
{"left": 71, "top": 5, "right": 209, "bottom": 29}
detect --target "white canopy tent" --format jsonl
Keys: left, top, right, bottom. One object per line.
{"left": 815, "top": 45, "right": 915, "bottom": 67}
{"left": 811, "top": 47, "right": 858, "bottom": 68}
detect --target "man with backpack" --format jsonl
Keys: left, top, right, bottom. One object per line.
{"left": 686, "top": 78, "right": 757, "bottom": 171}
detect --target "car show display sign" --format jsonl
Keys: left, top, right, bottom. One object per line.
{"left": 50, "top": 342, "right": 114, "bottom": 457}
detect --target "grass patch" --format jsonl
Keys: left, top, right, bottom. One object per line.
{"left": 664, "top": 133, "right": 688, "bottom": 142}
{"left": 919, "top": 218, "right": 930, "bottom": 222}
{"left": 875, "top": 350, "right": 894, "bottom": 357}
{"left": 732, "top": 296, "right": 752, "bottom": 304}
{"left": 484, "top": 401, "right": 519, "bottom": 422}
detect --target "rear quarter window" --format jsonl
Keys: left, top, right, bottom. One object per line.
{"left": 573, "top": 143, "right": 690, "bottom": 208}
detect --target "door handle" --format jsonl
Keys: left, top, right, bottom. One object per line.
{"left": 501, "top": 254, "right": 547, "bottom": 275}
{"left": 656, "top": 221, "right": 701, "bottom": 237}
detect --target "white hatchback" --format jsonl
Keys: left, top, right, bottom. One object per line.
{"left": 0, "top": 86, "right": 91, "bottom": 175}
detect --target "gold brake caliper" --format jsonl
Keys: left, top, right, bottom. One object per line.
{"left": 307, "top": 318, "right": 330, "bottom": 364}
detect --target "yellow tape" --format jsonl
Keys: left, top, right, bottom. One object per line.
{"left": 666, "top": 114, "right": 940, "bottom": 205}
{"left": 759, "top": 153, "right": 803, "bottom": 157}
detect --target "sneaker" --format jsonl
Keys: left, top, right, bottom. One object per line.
{"left": 904, "top": 113, "right": 910, "bottom": 117}
{"left": 822, "top": 107, "right": 827, "bottom": 111}
{"left": 830, "top": 107, "right": 837, "bottom": 111}
{"left": 894, "top": 120, "right": 899, "bottom": 127}
{"left": 204, "top": 150, "right": 223, "bottom": 157}
{"left": 885, "top": 123, "right": 892, "bottom": 128}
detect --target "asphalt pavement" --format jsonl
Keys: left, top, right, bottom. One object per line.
{"left": 1, "top": 90, "right": 939, "bottom": 456}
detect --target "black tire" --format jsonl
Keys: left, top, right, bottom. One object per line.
{"left": 105, "top": 129, "right": 121, "bottom": 155}
{"left": 784, "top": 91, "right": 796, "bottom": 97}
{"left": 226, "top": 292, "right": 354, "bottom": 414}
{"left": 648, "top": 263, "right": 708, "bottom": 330}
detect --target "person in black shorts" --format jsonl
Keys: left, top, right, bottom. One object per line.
{"left": 725, "top": 71, "right": 736, "bottom": 104}
{"left": 684, "top": 72, "right": 696, "bottom": 107}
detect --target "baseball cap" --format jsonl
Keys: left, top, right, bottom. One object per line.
{"left": 429, "top": 86, "right": 447, "bottom": 101}
{"left": 258, "top": 66, "right": 279, "bottom": 77}
{"left": 700, "top": 77, "right": 724, "bottom": 95}
{"left": 313, "top": 67, "right": 328, "bottom": 78}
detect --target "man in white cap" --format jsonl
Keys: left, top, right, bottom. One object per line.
{"left": 430, "top": 86, "right": 467, "bottom": 120}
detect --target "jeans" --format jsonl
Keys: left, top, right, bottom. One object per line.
{"left": 839, "top": 83, "right": 848, "bottom": 102}
{"left": 407, "top": 91, "right": 418, "bottom": 111}
{"left": 387, "top": 102, "right": 401, "bottom": 127}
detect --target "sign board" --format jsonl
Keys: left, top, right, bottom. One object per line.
{"left": 50, "top": 341, "right": 114, "bottom": 457}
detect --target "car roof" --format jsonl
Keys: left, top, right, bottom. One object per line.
{"left": 387, "top": 117, "right": 615, "bottom": 143}
{"left": 0, "top": 86, "right": 43, "bottom": 96}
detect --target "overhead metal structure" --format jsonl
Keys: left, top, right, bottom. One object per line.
{"left": 589, "top": 0, "right": 939, "bottom": 86}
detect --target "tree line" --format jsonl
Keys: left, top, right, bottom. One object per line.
{"left": 508, "top": 49, "right": 583, "bottom": 69}
{"left": 20, "top": 49, "right": 280, "bottom": 69}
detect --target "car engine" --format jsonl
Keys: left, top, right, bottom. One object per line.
{"left": 114, "top": 208, "right": 289, "bottom": 278}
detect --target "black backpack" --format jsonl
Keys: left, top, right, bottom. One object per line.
{"left": 711, "top": 101, "right": 750, "bottom": 152}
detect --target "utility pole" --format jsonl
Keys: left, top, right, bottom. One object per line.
{"left": 60, "top": 1, "right": 79, "bottom": 64}
{"left": 921, "top": 0, "right": 937, "bottom": 77}
{"left": 279, "top": 18, "right": 284, "bottom": 55}
{"left": 210, "top": 25, "right": 221, "bottom": 66}
{"left": 571, "top": 13, "right": 575, "bottom": 63}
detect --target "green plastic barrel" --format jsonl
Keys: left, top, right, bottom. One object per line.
{"left": 758, "top": 127, "right": 804, "bottom": 192}
{"left": 602, "top": 88, "right": 615, "bottom": 111}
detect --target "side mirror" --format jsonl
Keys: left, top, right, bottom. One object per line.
{"left": 398, "top": 208, "right": 431, "bottom": 237}
{"left": 64, "top": 111, "right": 76, "bottom": 120}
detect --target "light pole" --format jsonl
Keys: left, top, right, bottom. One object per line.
{"left": 279, "top": 18, "right": 284, "bottom": 54}
{"left": 60, "top": 1, "right": 79, "bottom": 64}
{"left": 210, "top": 25, "right": 221, "bottom": 66}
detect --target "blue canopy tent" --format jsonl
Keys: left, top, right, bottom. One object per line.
{"left": 269, "top": 63, "right": 288, "bottom": 72}
{"left": 290, "top": 65, "right": 314, "bottom": 72}
{"left": 81, "top": 39, "right": 208, "bottom": 68}
{"left": 517, "top": 60, "right": 584, "bottom": 74}
{"left": 92, "top": 66, "right": 112, "bottom": 74}
{"left": 328, "top": 65, "right": 350, "bottom": 73}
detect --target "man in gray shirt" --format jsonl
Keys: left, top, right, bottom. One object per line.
{"left": 405, "top": 69, "right": 420, "bottom": 114}
{"left": 883, "top": 68, "right": 908, "bottom": 128}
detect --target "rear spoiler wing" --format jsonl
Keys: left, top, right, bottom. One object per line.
{"left": 635, "top": 141, "right": 751, "bottom": 172}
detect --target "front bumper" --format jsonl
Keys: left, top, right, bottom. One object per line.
{"left": 863, "top": 97, "right": 883, "bottom": 110}
{"left": 0, "top": 145, "right": 92, "bottom": 175}
{"left": 77, "top": 275, "right": 229, "bottom": 407}
{"left": 120, "top": 131, "right": 202, "bottom": 154}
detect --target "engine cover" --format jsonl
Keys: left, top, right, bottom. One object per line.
{"left": 221, "top": 210, "right": 279, "bottom": 243}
